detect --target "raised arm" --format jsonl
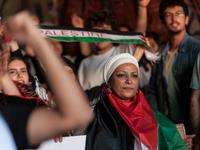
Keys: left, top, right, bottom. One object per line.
{"left": 0, "top": 46, "right": 21, "bottom": 95}
{"left": 134, "top": 0, "right": 150, "bottom": 33}
{"left": 71, "top": 13, "right": 92, "bottom": 56}
{"left": 190, "top": 90, "right": 200, "bottom": 148}
{"left": 190, "top": 90, "right": 200, "bottom": 137}
{"left": 132, "top": 0, "right": 150, "bottom": 61}
{"left": 189, "top": 53, "right": 200, "bottom": 148}
{"left": 133, "top": 45, "right": 145, "bottom": 61}
{"left": 134, "top": 36, "right": 151, "bottom": 62}
{"left": 5, "top": 12, "right": 93, "bottom": 146}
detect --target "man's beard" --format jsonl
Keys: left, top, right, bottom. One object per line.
{"left": 168, "top": 22, "right": 185, "bottom": 35}
{"left": 169, "top": 30, "right": 182, "bottom": 36}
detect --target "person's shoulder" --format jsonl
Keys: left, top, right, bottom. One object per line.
{"left": 79, "top": 54, "right": 104, "bottom": 70}
{"left": 78, "top": 57, "right": 90, "bottom": 71}
{"left": 187, "top": 35, "right": 200, "bottom": 46}
{"left": 183, "top": 35, "right": 200, "bottom": 55}
{"left": 79, "top": 55, "right": 94, "bottom": 65}
{"left": 157, "top": 43, "right": 168, "bottom": 55}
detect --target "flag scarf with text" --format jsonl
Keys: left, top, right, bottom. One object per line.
{"left": 39, "top": 26, "right": 147, "bottom": 46}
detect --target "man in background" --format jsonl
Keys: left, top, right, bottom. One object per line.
{"left": 72, "top": 0, "right": 150, "bottom": 90}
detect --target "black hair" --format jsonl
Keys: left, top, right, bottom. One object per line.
{"left": 146, "top": 32, "right": 165, "bottom": 47}
{"left": 8, "top": 56, "right": 28, "bottom": 68}
{"left": 159, "top": 0, "right": 189, "bottom": 24}
{"left": 85, "top": 10, "right": 119, "bottom": 31}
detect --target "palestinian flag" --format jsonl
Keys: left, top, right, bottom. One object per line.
{"left": 39, "top": 26, "right": 151, "bottom": 50}
{"left": 151, "top": 107, "right": 187, "bottom": 150}
{"left": 103, "top": 88, "right": 187, "bottom": 150}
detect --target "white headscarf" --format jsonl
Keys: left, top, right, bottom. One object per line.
{"left": 103, "top": 53, "right": 139, "bottom": 85}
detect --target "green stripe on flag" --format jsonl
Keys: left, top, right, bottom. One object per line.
{"left": 40, "top": 26, "right": 153, "bottom": 52}
{"left": 151, "top": 107, "right": 187, "bottom": 150}
{"left": 46, "top": 36, "right": 147, "bottom": 45}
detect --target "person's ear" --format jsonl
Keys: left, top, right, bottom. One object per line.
{"left": 185, "top": 16, "right": 189, "bottom": 25}
{"left": 108, "top": 82, "right": 111, "bottom": 89}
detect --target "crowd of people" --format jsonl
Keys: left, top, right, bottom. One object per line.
{"left": 0, "top": 0, "right": 200, "bottom": 149}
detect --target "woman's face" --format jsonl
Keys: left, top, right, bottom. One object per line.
{"left": 108, "top": 63, "right": 139, "bottom": 102}
{"left": 8, "top": 59, "right": 29, "bottom": 85}
{"left": 47, "top": 38, "right": 63, "bottom": 56}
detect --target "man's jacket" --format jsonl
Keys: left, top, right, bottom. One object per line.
{"left": 146, "top": 32, "right": 200, "bottom": 128}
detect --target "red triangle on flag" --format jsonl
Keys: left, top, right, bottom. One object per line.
{"left": 140, "top": 36, "right": 146, "bottom": 42}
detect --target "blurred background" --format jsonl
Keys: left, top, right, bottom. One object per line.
{"left": 0, "top": 0, "right": 199, "bottom": 57}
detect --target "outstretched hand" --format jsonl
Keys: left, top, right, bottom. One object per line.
{"left": 0, "top": 46, "right": 9, "bottom": 83}
{"left": 1, "top": 46, "right": 10, "bottom": 73}
{"left": 138, "top": 0, "right": 150, "bottom": 7}
{"left": 54, "top": 135, "right": 63, "bottom": 143}
{"left": 0, "top": 46, "right": 10, "bottom": 82}
{"left": 3, "top": 11, "right": 40, "bottom": 46}
{"left": 71, "top": 13, "right": 84, "bottom": 28}
{"left": 183, "top": 134, "right": 195, "bottom": 150}
{"left": 0, "top": 45, "right": 21, "bottom": 96}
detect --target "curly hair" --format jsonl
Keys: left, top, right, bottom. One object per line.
{"left": 159, "top": 0, "right": 189, "bottom": 24}
{"left": 85, "top": 10, "right": 119, "bottom": 31}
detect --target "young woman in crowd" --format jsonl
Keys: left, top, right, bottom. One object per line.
{"left": 0, "top": 39, "right": 49, "bottom": 107}
{"left": 0, "top": 11, "right": 93, "bottom": 149}
{"left": 4, "top": 56, "right": 49, "bottom": 107}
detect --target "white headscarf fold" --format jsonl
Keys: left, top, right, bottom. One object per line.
{"left": 103, "top": 53, "right": 139, "bottom": 85}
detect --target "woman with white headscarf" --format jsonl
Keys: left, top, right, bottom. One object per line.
{"left": 85, "top": 53, "right": 187, "bottom": 150}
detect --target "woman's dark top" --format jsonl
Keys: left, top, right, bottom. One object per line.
{"left": 85, "top": 82, "right": 107, "bottom": 107}
{"left": 0, "top": 92, "right": 47, "bottom": 150}
{"left": 0, "top": 104, "right": 33, "bottom": 150}
{"left": 85, "top": 91, "right": 135, "bottom": 150}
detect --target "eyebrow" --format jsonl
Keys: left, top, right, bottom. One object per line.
{"left": 165, "top": 10, "right": 184, "bottom": 14}
{"left": 116, "top": 70, "right": 138, "bottom": 73}
{"left": 8, "top": 68, "right": 27, "bottom": 71}
{"left": 8, "top": 69, "right": 17, "bottom": 71}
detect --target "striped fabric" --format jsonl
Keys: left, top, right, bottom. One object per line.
{"left": 39, "top": 26, "right": 148, "bottom": 46}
